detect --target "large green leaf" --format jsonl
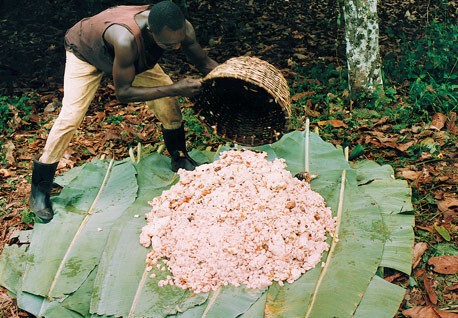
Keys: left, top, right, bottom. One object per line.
{"left": 353, "top": 161, "right": 415, "bottom": 275}
{"left": 18, "top": 159, "right": 137, "bottom": 317}
{"left": 354, "top": 275, "right": 406, "bottom": 318}
{"left": 269, "top": 131, "right": 351, "bottom": 177}
{"left": 0, "top": 131, "right": 414, "bottom": 318}
{"left": 352, "top": 160, "right": 395, "bottom": 185}
{"left": 90, "top": 153, "right": 193, "bottom": 318}
{"left": 167, "top": 286, "right": 265, "bottom": 318}
{"left": 0, "top": 243, "right": 28, "bottom": 297}
{"left": 261, "top": 180, "right": 386, "bottom": 317}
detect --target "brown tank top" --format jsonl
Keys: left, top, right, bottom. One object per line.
{"left": 64, "top": 5, "right": 164, "bottom": 74}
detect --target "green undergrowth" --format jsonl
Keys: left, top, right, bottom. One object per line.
{"left": 177, "top": 19, "right": 457, "bottom": 177}
{"left": 383, "top": 20, "right": 457, "bottom": 115}
{"left": 181, "top": 104, "right": 226, "bottom": 150}
{"left": 287, "top": 18, "right": 457, "bottom": 249}
{"left": 0, "top": 93, "right": 36, "bottom": 135}
{"left": 0, "top": 92, "right": 38, "bottom": 165}
{"left": 288, "top": 18, "right": 457, "bottom": 146}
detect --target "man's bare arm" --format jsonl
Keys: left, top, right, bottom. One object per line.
{"left": 182, "top": 21, "right": 219, "bottom": 76}
{"left": 105, "top": 25, "right": 201, "bottom": 103}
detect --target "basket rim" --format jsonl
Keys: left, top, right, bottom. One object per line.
{"left": 202, "top": 65, "right": 292, "bottom": 117}
{"left": 195, "top": 56, "right": 292, "bottom": 145}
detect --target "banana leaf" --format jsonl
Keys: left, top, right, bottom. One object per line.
{"left": 90, "top": 153, "right": 193, "bottom": 317}
{"left": 353, "top": 161, "right": 415, "bottom": 275}
{"left": 354, "top": 275, "right": 406, "bottom": 318}
{"left": 260, "top": 181, "right": 386, "bottom": 318}
{"left": 11, "top": 159, "right": 137, "bottom": 317}
{"left": 0, "top": 242, "right": 28, "bottom": 297}
{"left": 0, "top": 131, "right": 414, "bottom": 318}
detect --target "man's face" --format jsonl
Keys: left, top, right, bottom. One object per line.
{"left": 151, "top": 25, "right": 185, "bottom": 51}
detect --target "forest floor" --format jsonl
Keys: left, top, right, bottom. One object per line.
{"left": 0, "top": 0, "right": 457, "bottom": 317}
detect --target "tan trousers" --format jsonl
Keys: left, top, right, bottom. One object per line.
{"left": 40, "top": 51, "right": 182, "bottom": 164}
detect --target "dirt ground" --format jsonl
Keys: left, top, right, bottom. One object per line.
{"left": 0, "top": 0, "right": 457, "bottom": 317}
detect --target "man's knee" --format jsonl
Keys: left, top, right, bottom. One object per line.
{"left": 146, "top": 97, "right": 183, "bottom": 128}
{"left": 159, "top": 110, "right": 183, "bottom": 129}
{"left": 162, "top": 119, "right": 183, "bottom": 130}
{"left": 146, "top": 96, "right": 178, "bottom": 110}
{"left": 55, "top": 116, "right": 83, "bottom": 131}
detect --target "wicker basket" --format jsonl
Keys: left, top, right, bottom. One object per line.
{"left": 193, "top": 56, "right": 291, "bottom": 146}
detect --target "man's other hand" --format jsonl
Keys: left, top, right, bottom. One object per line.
{"left": 173, "top": 78, "right": 202, "bottom": 97}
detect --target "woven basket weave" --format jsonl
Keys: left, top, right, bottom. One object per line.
{"left": 193, "top": 56, "right": 291, "bottom": 146}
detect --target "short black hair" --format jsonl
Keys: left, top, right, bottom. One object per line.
{"left": 148, "top": 1, "right": 185, "bottom": 33}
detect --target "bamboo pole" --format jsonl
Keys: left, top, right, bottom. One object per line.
{"left": 38, "top": 159, "right": 115, "bottom": 317}
{"left": 305, "top": 118, "right": 310, "bottom": 173}
{"left": 128, "top": 267, "right": 149, "bottom": 318}
{"left": 304, "top": 148, "right": 348, "bottom": 317}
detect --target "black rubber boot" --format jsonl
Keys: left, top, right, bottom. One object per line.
{"left": 162, "top": 124, "right": 199, "bottom": 172}
{"left": 29, "top": 160, "right": 58, "bottom": 223}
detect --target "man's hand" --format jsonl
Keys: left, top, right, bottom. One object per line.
{"left": 172, "top": 78, "right": 202, "bottom": 97}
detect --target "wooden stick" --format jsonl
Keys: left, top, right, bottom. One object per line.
{"left": 305, "top": 167, "right": 346, "bottom": 317}
{"left": 202, "top": 287, "right": 222, "bottom": 317}
{"left": 156, "top": 144, "right": 165, "bottom": 154}
{"left": 305, "top": 118, "right": 310, "bottom": 173}
{"left": 41, "top": 159, "right": 115, "bottom": 317}
{"left": 129, "top": 267, "right": 149, "bottom": 318}
{"left": 137, "top": 142, "right": 142, "bottom": 163}
{"left": 129, "top": 147, "right": 136, "bottom": 164}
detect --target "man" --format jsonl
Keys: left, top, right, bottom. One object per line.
{"left": 30, "top": 1, "right": 218, "bottom": 223}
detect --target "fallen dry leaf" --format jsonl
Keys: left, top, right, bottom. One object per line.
{"left": 417, "top": 225, "right": 434, "bottom": 233}
{"left": 384, "top": 271, "right": 403, "bottom": 283}
{"left": 437, "top": 197, "right": 458, "bottom": 221}
{"left": 0, "top": 169, "right": 12, "bottom": 178}
{"left": 437, "top": 198, "right": 458, "bottom": 214}
{"left": 44, "top": 101, "right": 58, "bottom": 113}
{"left": 396, "top": 141, "right": 416, "bottom": 152}
{"left": 446, "top": 111, "right": 457, "bottom": 135}
{"left": 399, "top": 169, "right": 421, "bottom": 181}
{"left": 432, "top": 131, "right": 449, "bottom": 146}
{"left": 104, "top": 130, "right": 121, "bottom": 140}
{"left": 402, "top": 306, "right": 440, "bottom": 318}
{"left": 327, "top": 119, "right": 348, "bottom": 128}
{"left": 317, "top": 119, "right": 348, "bottom": 128}
{"left": 428, "top": 256, "right": 458, "bottom": 274}
{"left": 434, "top": 309, "right": 458, "bottom": 318}
{"left": 18, "top": 154, "right": 33, "bottom": 161}
{"left": 373, "top": 116, "right": 391, "bottom": 126}
{"left": 293, "top": 53, "right": 308, "bottom": 60}
{"left": 365, "top": 131, "right": 403, "bottom": 149}
{"left": 418, "top": 129, "right": 434, "bottom": 138}
{"left": 95, "top": 111, "right": 106, "bottom": 122}
{"left": 441, "top": 166, "right": 458, "bottom": 185}
{"left": 291, "top": 91, "right": 315, "bottom": 101}
{"left": 420, "top": 152, "right": 434, "bottom": 161}
{"left": 415, "top": 268, "right": 426, "bottom": 279}
{"left": 423, "top": 273, "right": 438, "bottom": 305}
{"left": 402, "top": 306, "right": 458, "bottom": 318}
{"left": 430, "top": 113, "right": 447, "bottom": 130}
{"left": 4, "top": 140, "right": 16, "bottom": 166}
{"left": 413, "top": 242, "right": 429, "bottom": 269}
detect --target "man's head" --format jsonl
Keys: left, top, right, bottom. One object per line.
{"left": 148, "top": 1, "right": 186, "bottom": 50}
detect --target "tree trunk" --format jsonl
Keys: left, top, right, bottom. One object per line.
{"left": 342, "top": 0, "right": 383, "bottom": 99}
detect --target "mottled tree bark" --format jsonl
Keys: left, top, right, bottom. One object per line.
{"left": 342, "top": 0, "right": 384, "bottom": 98}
